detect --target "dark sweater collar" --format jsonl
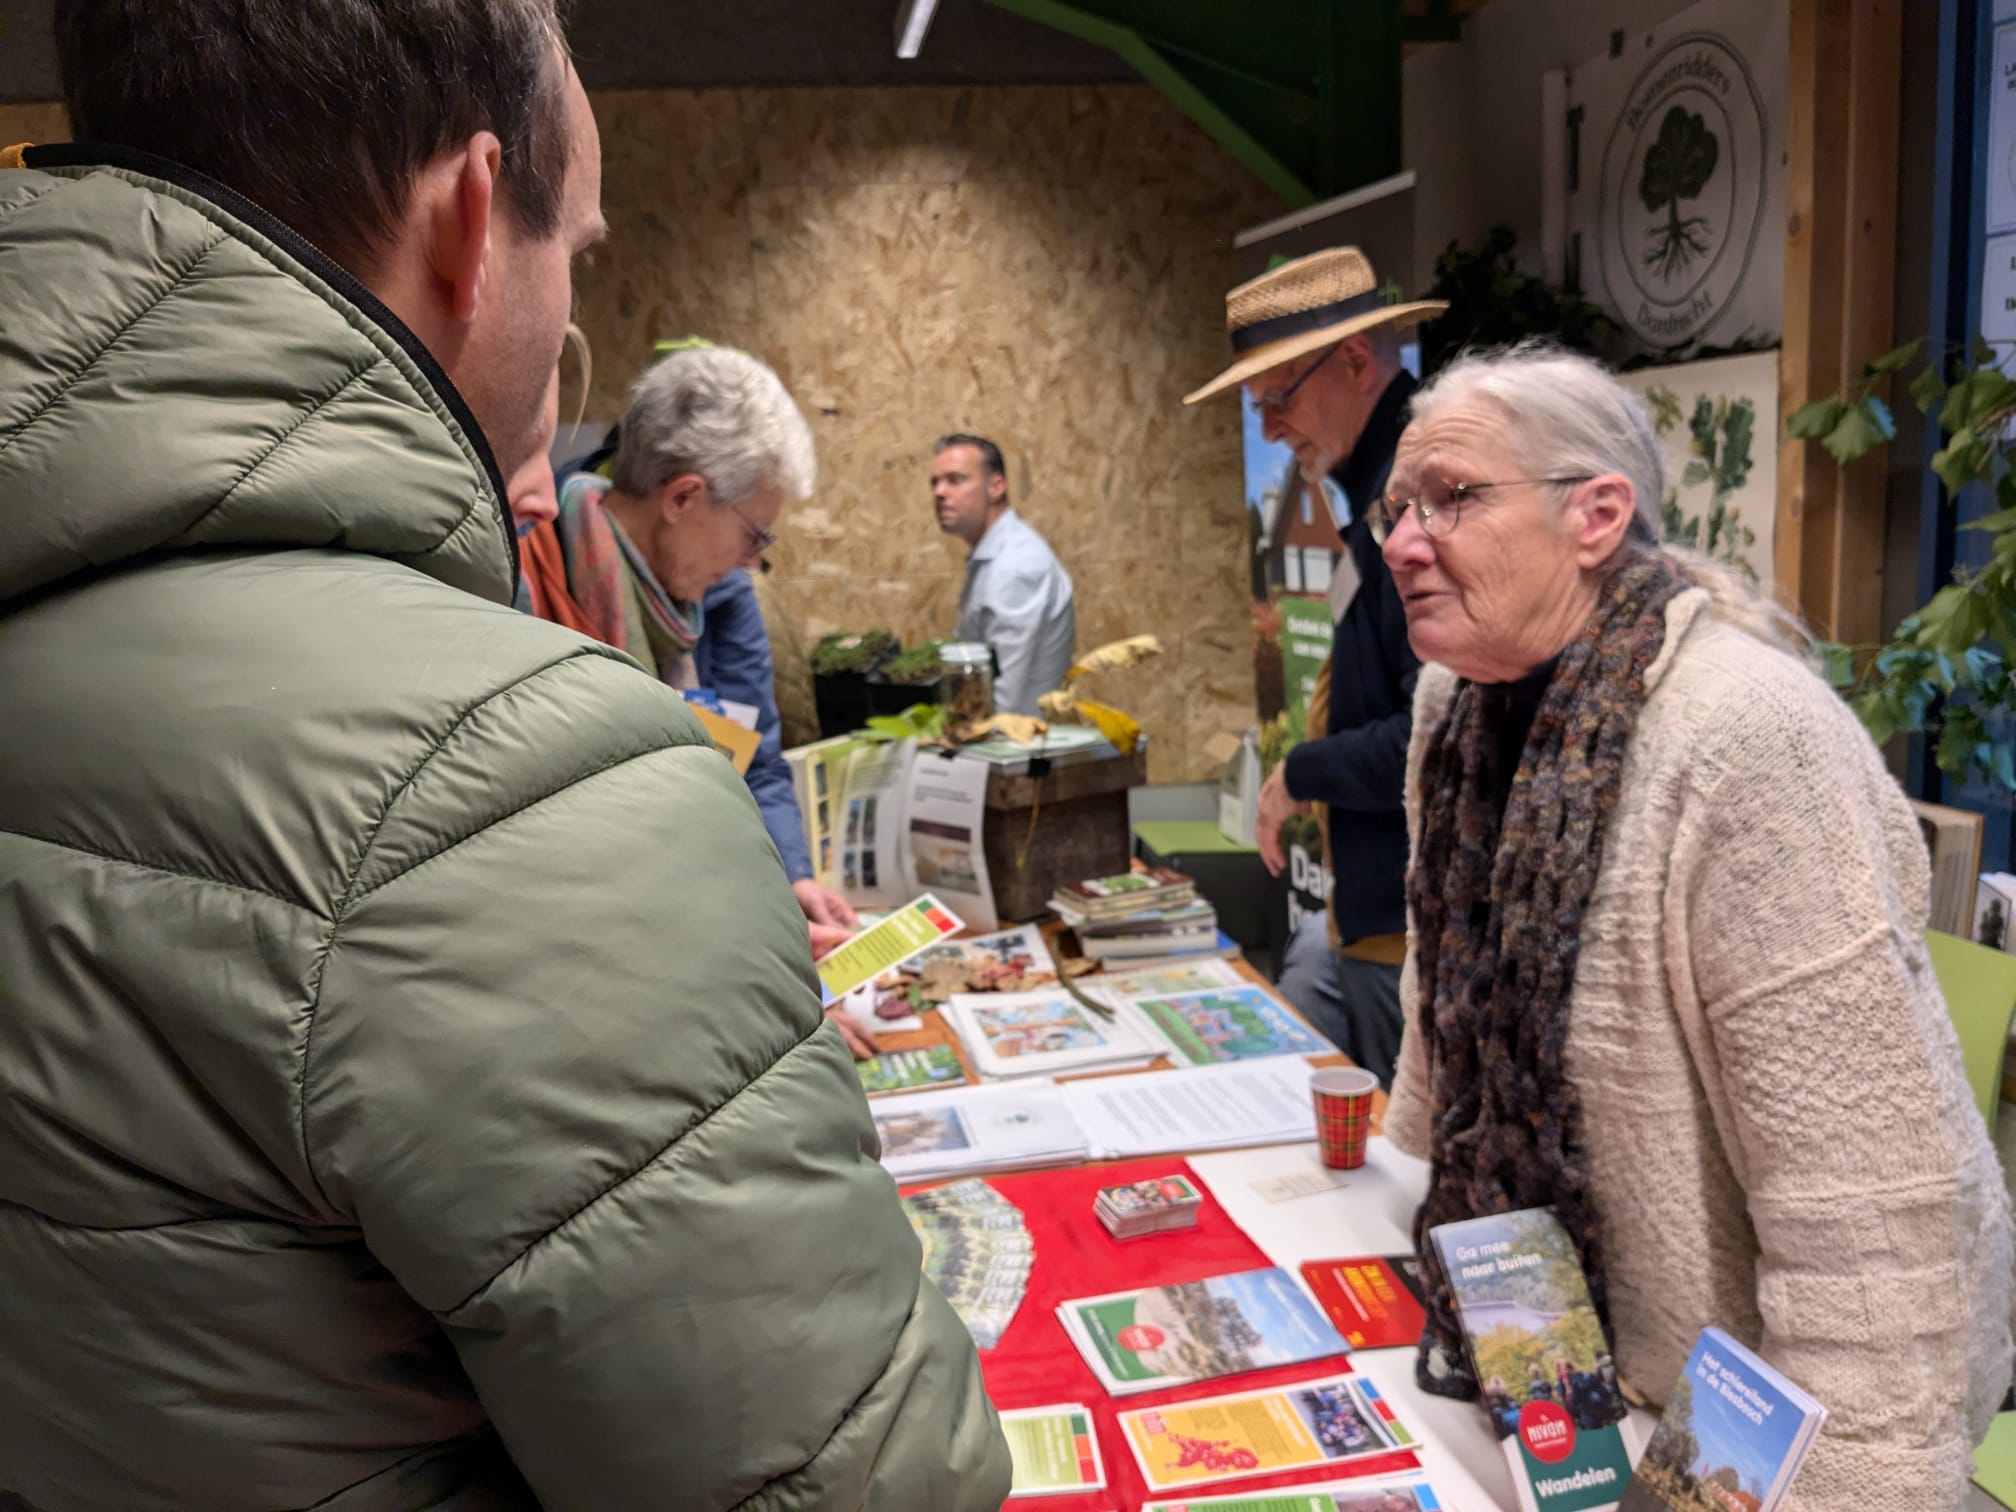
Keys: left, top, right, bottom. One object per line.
{"left": 1333, "top": 369, "right": 1418, "bottom": 521}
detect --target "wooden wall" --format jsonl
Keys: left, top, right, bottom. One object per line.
{"left": 4, "top": 87, "right": 1277, "bottom": 781}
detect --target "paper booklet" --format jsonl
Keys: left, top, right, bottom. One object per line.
{"left": 1056, "top": 1265, "right": 1348, "bottom": 1396}
{"left": 902, "top": 747, "right": 996, "bottom": 932}
{"left": 1301, "top": 1253, "right": 1431, "bottom": 1351}
{"left": 1618, "top": 1327, "right": 1826, "bottom": 1512}
{"left": 1143, "top": 1470, "right": 1452, "bottom": 1511}
{"left": 856, "top": 1044, "right": 965, "bottom": 1096}
{"left": 1125, "top": 984, "right": 1333, "bottom": 1065}
{"left": 835, "top": 738, "right": 914, "bottom": 911}
{"left": 1086, "top": 957, "right": 1245, "bottom": 1003}
{"left": 1118, "top": 1365, "right": 1417, "bottom": 1493}
{"left": 1000, "top": 1403, "right": 1107, "bottom": 1497}
{"left": 784, "top": 734, "right": 861, "bottom": 893}
{"left": 1059, "top": 1058, "right": 1318, "bottom": 1158}
{"left": 1429, "top": 1207, "right": 1646, "bottom": 1512}
{"left": 943, "top": 988, "right": 1167, "bottom": 1080}
{"left": 814, "top": 894, "right": 964, "bottom": 1004}
{"left": 870, "top": 1080, "right": 1087, "bottom": 1183}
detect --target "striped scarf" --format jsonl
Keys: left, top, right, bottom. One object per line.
{"left": 1408, "top": 548, "right": 1686, "bottom": 1399}
{"left": 520, "top": 473, "right": 702, "bottom": 687}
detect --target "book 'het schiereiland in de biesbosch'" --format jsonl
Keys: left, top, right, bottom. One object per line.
{"left": 1429, "top": 1208, "right": 1645, "bottom": 1512}
{"left": 1617, "top": 1326, "right": 1826, "bottom": 1512}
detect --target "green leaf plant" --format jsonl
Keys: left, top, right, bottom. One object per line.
{"left": 1792, "top": 337, "right": 2016, "bottom": 787}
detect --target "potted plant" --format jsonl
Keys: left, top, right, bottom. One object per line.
{"left": 810, "top": 629, "right": 897, "bottom": 738}
{"left": 1789, "top": 337, "right": 2016, "bottom": 787}
{"left": 867, "top": 639, "right": 946, "bottom": 719}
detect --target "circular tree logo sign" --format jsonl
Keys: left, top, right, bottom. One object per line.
{"left": 1595, "top": 32, "right": 1768, "bottom": 349}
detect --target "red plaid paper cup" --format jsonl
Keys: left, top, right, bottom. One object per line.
{"left": 1311, "top": 1067, "right": 1379, "bottom": 1169}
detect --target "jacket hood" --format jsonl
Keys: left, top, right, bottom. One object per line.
{"left": 0, "top": 146, "right": 516, "bottom": 608}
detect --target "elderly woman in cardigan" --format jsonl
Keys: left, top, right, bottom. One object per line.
{"left": 1379, "top": 343, "right": 2014, "bottom": 1507}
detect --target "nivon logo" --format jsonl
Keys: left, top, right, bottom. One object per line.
{"left": 1594, "top": 32, "right": 1768, "bottom": 349}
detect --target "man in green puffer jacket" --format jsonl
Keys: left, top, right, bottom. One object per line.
{"left": 0, "top": 4, "right": 1007, "bottom": 1509}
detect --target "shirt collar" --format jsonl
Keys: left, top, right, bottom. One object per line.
{"left": 969, "top": 506, "right": 1022, "bottom": 564}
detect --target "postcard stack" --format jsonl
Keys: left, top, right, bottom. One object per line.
{"left": 1050, "top": 867, "right": 1232, "bottom": 968}
{"left": 1094, "top": 1172, "right": 1202, "bottom": 1239}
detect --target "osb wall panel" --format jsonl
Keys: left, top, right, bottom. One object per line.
{"left": 1, "top": 90, "right": 1279, "bottom": 781}
{"left": 578, "top": 85, "right": 1279, "bottom": 781}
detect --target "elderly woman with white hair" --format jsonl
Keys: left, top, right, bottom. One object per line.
{"left": 1379, "top": 342, "right": 2014, "bottom": 1506}
{"left": 518, "top": 345, "right": 878, "bottom": 1052}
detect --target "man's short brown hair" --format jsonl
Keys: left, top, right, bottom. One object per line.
{"left": 54, "top": 0, "right": 572, "bottom": 271}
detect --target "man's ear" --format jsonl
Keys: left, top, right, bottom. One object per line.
{"left": 986, "top": 470, "right": 1007, "bottom": 506}
{"left": 1342, "top": 333, "right": 1381, "bottom": 393}
{"left": 1569, "top": 473, "right": 1639, "bottom": 570}
{"left": 425, "top": 131, "right": 503, "bottom": 324}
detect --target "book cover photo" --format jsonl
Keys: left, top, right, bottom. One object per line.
{"left": 1058, "top": 1265, "right": 1349, "bottom": 1395}
{"left": 1301, "top": 1254, "right": 1430, "bottom": 1350}
{"left": 1131, "top": 985, "right": 1332, "bottom": 1065}
{"left": 1429, "top": 1207, "right": 1644, "bottom": 1512}
{"left": 1618, "top": 1326, "right": 1826, "bottom": 1512}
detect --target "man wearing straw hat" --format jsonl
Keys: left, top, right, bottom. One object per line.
{"left": 1185, "top": 246, "right": 1444, "bottom": 1085}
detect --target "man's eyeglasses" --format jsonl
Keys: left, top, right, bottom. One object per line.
{"left": 729, "top": 496, "right": 778, "bottom": 556}
{"left": 1254, "top": 342, "right": 1342, "bottom": 416}
{"left": 1369, "top": 476, "right": 1594, "bottom": 545}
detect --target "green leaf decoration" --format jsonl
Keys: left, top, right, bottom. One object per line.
{"left": 1787, "top": 396, "right": 1846, "bottom": 439}
{"left": 1909, "top": 363, "right": 1948, "bottom": 414}
{"left": 1865, "top": 340, "right": 1923, "bottom": 375}
{"left": 1821, "top": 402, "right": 1889, "bottom": 465}
{"left": 1817, "top": 642, "right": 1856, "bottom": 688}
{"left": 1680, "top": 459, "right": 1712, "bottom": 488}
{"left": 1865, "top": 396, "right": 1897, "bottom": 442}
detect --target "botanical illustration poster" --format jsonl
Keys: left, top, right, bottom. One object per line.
{"left": 1619, "top": 351, "right": 1778, "bottom": 586}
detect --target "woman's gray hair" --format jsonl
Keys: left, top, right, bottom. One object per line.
{"left": 1408, "top": 340, "right": 1664, "bottom": 543}
{"left": 1411, "top": 340, "right": 1809, "bottom": 653}
{"left": 611, "top": 347, "right": 817, "bottom": 506}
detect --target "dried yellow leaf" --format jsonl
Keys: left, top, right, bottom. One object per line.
{"left": 1072, "top": 696, "right": 1141, "bottom": 755}
{"left": 1065, "top": 634, "right": 1163, "bottom": 682}
{"left": 951, "top": 713, "right": 1049, "bottom": 746}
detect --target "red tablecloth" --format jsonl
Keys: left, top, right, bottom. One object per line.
{"left": 906, "top": 1157, "right": 1421, "bottom": 1509}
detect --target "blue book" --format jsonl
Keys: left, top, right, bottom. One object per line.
{"left": 1619, "top": 1327, "right": 1826, "bottom": 1512}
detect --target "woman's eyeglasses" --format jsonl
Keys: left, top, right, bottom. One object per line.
{"left": 1369, "top": 476, "right": 1593, "bottom": 545}
{"left": 730, "top": 497, "right": 778, "bottom": 555}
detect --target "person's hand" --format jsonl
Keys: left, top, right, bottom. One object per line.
{"left": 1256, "top": 761, "right": 1312, "bottom": 878}
{"left": 808, "top": 921, "right": 854, "bottom": 961}
{"left": 792, "top": 878, "right": 860, "bottom": 929}
{"left": 825, "top": 1005, "right": 882, "bottom": 1059}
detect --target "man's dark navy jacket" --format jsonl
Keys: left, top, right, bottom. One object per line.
{"left": 1280, "top": 371, "right": 1422, "bottom": 946}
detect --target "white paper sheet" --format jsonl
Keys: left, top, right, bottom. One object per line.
{"left": 1059, "top": 1058, "right": 1318, "bottom": 1159}
{"left": 901, "top": 749, "right": 996, "bottom": 932}
{"left": 870, "top": 1080, "right": 1088, "bottom": 1182}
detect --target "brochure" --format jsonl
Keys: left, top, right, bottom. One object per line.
{"left": 903, "top": 747, "right": 997, "bottom": 932}
{"left": 784, "top": 734, "right": 861, "bottom": 892}
{"left": 1000, "top": 1403, "right": 1107, "bottom": 1497}
{"left": 1130, "top": 985, "right": 1332, "bottom": 1065}
{"left": 1086, "top": 957, "right": 1245, "bottom": 1002}
{"left": 944, "top": 988, "right": 1165, "bottom": 1080}
{"left": 1301, "top": 1255, "right": 1430, "bottom": 1351}
{"left": 814, "top": 894, "right": 964, "bottom": 1003}
{"left": 856, "top": 1044, "right": 965, "bottom": 1096}
{"left": 902, "top": 1178, "right": 1031, "bottom": 1350}
{"left": 1429, "top": 1208, "right": 1645, "bottom": 1512}
{"left": 1119, "top": 1370, "right": 1416, "bottom": 1493}
{"left": 1619, "top": 1326, "right": 1826, "bottom": 1512}
{"left": 1143, "top": 1471, "right": 1451, "bottom": 1510}
{"left": 871, "top": 1079, "right": 1088, "bottom": 1182}
{"left": 1057, "top": 1265, "right": 1348, "bottom": 1396}
{"left": 836, "top": 737, "right": 914, "bottom": 911}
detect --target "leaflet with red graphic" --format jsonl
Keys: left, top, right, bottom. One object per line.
{"left": 1118, "top": 1367, "right": 1418, "bottom": 1493}
{"left": 1300, "top": 1254, "right": 1429, "bottom": 1350}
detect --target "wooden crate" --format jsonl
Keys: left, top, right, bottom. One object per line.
{"left": 981, "top": 747, "right": 1148, "bottom": 921}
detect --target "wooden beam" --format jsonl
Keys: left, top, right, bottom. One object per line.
{"left": 1777, "top": 0, "right": 1903, "bottom": 644}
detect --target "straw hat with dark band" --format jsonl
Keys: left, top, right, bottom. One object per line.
{"left": 1183, "top": 245, "right": 1448, "bottom": 405}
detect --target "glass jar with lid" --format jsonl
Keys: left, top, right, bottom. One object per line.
{"left": 938, "top": 642, "right": 995, "bottom": 726}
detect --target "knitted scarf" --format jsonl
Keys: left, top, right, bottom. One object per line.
{"left": 523, "top": 473, "right": 702, "bottom": 687}
{"left": 1408, "top": 548, "right": 1687, "bottom": 1399}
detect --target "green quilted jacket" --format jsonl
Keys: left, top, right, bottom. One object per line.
{"left": 0, "top": 148, "right": 1008, "bottom": 1511}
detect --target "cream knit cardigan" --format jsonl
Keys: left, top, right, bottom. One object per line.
{"left": 1387, "top": 586, "right": 2016, "bottom": 1510}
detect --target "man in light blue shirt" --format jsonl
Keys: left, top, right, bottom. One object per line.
{"left": 932, "top": 433, "right": 1076, "bottom": 715}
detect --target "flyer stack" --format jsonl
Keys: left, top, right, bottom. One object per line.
{"left": 1094, "top": 1173, "right": 1202, "bottom": 1239}
{"left": 1050, "top": 867, "right": 1229, "bottom": 967}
